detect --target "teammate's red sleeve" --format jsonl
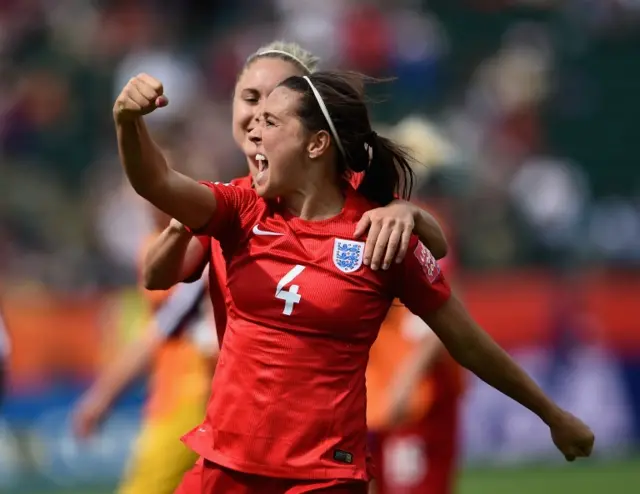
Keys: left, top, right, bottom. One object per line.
{"left": 186, "top": 181, "right": 258, "bottom": 245}
{"left": 394, "top": 236, "right": 452, "bottom": 319}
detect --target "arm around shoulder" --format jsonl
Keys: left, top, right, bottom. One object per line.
{"left": 143, "top": 221, "right": 209, "bottom": 290}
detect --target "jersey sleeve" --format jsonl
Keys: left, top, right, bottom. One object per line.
{"left": 189, "top": 181, "right": 259, "bottom": 249}
{"left": 394, "top": 236, "right": 452, "bottom": 321}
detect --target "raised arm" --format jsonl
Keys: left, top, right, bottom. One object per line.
{"left": 143, "top": 219, "right": 209, "bottom": 290}
{"left": 113, "top": 73, "right": 216, "bottom": 230}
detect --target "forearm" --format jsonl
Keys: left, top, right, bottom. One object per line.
{"left": 428, "top": 296, "right": 562, "bottom": 426}
{"left": 115, "top": 117, "right": 215, "bottom": 229}
{"left": 84, "top": 336, "right": 157, "bottom": 410}
{"left": 413, "top": 209, "right": 448, "bottom": 260}
{"left": 143, "top": 225, "right": 195, "bottom": 290}
{"left": 116, "top": 117, "right": 170, "bottom": 199}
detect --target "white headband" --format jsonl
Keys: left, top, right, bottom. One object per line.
{"left": 303, "top": 75, "right": 347, "bottom": 159}
{"left": 257, "top": 50, "right": 311, "bottom": 73}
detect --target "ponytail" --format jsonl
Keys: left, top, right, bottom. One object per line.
{"left": 277, "top": 70, "right": 417, "bottom": 205}
{"left": 354, "top": 133, "right": 415, "bottom": 206}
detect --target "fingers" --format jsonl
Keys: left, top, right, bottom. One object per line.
{"left": 370, "top": 225, "right": 392, "bottom": 271}
{"left": 395, "top": 225, "right": 413, "bottom": 265}
{"left": 137, "top": 73, "right": 164, "bottom": 95}
{"left": 382, "top": 228, "right": 402, "bottom": 270}
{"left": 354, "top": 214, "right": 371, "bottom": 239}
{"left": 131, "top": 77, "right": 160, "bottom": 101}
{"left": 114, "top": 73, "right": 167, "bottom": 121}
{"left": 363, "top": 221, "right": 382, "bottom": 267}
{"left": 156, "top": 95, "right": 169, "bottom": 107}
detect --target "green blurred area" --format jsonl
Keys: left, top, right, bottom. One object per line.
{"left": 27, "top": 459, "right": 640, "bottom": 494}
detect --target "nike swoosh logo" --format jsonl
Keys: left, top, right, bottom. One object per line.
{"left": 252, "top": 224, "right": 284, "bottom": 236}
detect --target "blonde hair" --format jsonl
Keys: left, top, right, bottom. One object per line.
{"left": 245, "top": 41, "right": 320, "bottom": 74}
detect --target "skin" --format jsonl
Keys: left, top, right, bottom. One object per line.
{"left": 114, "top": 78, "right": 595, "bottom": 463}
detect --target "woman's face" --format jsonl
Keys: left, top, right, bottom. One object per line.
{"left": 232, "top": 57, "right": 305, "bottom": 179}
{"left": 251, "top": 86, "right": 313, "bottom": 199}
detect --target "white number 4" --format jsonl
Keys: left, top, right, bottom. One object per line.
{"left": 275, "top": 265, "right": 305, "bottom": 316}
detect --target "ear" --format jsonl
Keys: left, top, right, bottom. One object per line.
{"left": 307, "top": 130, "right": 332, "bottom": 159}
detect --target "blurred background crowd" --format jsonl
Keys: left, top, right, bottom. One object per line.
{"left": 2, "top": 0, "right": 640, "bottom": 289}
{"left": 1, "top": 0, "right": 640, "bottom": 493}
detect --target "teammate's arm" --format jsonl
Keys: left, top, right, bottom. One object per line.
{"left": 355, "top": 201, "right": 448, "bottom": 270}
{"left": 412, "top": 207, "right": 448, "bottom": 259}
{"left": 113, "top": 74, "right": 217, "bottom": 230}
{"left": 143, "top": 219, "right": 209, "bottom": 290}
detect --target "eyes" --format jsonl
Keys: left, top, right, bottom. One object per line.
{"left": 240, "top": 89, "right": 260, "bottom": 105}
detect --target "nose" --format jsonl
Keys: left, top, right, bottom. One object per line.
{"left": 248, "top": 124, "right": 262, "bottom": 144}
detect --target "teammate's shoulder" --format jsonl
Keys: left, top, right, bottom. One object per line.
{"left": 343, "top": 187, "right": 382, "bottom": 218}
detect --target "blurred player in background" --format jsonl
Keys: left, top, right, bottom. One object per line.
{"left": 0, "top": 305, "right": 9, "bottom": 406}
{"left": 366, "top": 118, "right": 463, "bottom": 494}
{"left": 73, "top": 136, "right": 217, "bottom": 494}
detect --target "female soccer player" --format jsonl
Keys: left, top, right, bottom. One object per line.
{"left": 113, "top": 70, "right": 594, "bottom": 493}
{"left": 142, "top": 43, "right": 449, "bottom": 346}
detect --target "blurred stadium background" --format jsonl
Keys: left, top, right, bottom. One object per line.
{"left": 1, "top": 0, "right": 640, "bottom": 492}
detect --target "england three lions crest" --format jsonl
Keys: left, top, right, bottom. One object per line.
{"left": 333, "top": 239, "right": 365, "bottom": 273}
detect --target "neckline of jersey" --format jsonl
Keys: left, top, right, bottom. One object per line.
{"left": 277, "top": 186, "right": 356, "bottom": 226}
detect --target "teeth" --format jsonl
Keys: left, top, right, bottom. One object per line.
{"left": 255, "top": 153, "right": 268, "bottom": 172}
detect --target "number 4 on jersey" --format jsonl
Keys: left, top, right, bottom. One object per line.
{"left": 275, "top": 265, "right": 305, "bottom": 316}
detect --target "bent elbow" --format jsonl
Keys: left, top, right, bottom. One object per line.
{"left": 142, "top": 269, "right": 174, "bottom": 291}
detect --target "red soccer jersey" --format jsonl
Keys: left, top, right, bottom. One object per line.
{"left": 182, "top": 182, "right": 451, "bottom": 481}
{"left": 196, "top": 174, "right": 254, "bottom": 346}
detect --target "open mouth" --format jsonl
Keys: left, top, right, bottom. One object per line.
{"left": 256, "top": 153, "right": 269, "bottom": 172}
{"left": 254, "top": 153, "right": 269, "bottom": 186}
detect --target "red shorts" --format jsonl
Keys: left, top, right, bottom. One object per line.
{"left": 175, "top": 458, "right": 368, "bottom": 494}
{"left": 369, "top": 398, "right": 460, "bottom": 494}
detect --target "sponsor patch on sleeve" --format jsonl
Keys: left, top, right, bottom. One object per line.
{"left": 413, "top": 241, "right": 440, "bottom": 283}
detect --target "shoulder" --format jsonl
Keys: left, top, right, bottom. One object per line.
{"left": 200, "top": 180, "right": 260, "bottom": 205}
{"left": 342, "top": 187, "right": 381, "bottom": 221}
{"left": 230, "top": 174, "right": 254, "bottom": 189}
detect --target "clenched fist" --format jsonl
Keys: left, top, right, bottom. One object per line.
{"left": 113, "top": 73, "right": 169, "bottom": 123}
{"left": 549, "top": 409, "right": 595, "bottom": 461}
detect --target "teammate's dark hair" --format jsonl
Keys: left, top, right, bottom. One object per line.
{"left": 278, "top": 71, "right": 415, "bottom": 206}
